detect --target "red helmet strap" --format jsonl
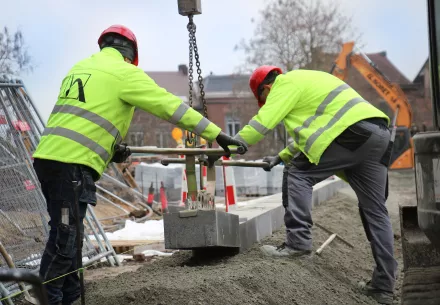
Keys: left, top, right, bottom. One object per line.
{"left": 99, "top": 34, "right": 136, "bottom": 63}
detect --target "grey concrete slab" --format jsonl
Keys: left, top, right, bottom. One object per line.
{"left": 163, "top": 178, "right": 347, "bottom": 253}
{"left": 163, "top": 209, "right": 240, "bottom": 250}
{"left": 231, "top": 178, "right": 347, "bottom": 252}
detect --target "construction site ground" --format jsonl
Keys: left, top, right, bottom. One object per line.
{"left": 77, "top": 170, "right": 414, "bottom": 305}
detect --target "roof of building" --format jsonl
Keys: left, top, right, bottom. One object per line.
{"left": 202, "top": 74, "right": 251, "bottom": 93}
{"left": 413, "top": 58, "right": 429, "bottom": 84}
{"left": 145, "top": 65, "right": 189, "bottom": 100}
{"left": 366, "top": 51, "right": 411, "bottom": 84}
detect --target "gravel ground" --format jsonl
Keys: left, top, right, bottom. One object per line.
{"left": 77, "top": 170, "right": 415, "bottom": 305}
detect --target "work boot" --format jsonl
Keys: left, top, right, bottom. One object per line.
{"left": 260, "top": 242, "right": 312, "bottom": 257}
{"left": 358, "top": 281, "right": 393, "bottom": 305}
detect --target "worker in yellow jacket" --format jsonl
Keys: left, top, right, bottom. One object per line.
{"left": 32, "top": 25, "right": 246, "bottom": 305}
{"left": 233, "top": 66, "right": 397, "bottom": 305}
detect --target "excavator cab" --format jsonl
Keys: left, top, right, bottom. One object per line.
{"left": 399, "top": 1, "right": 440, "bottom": 304}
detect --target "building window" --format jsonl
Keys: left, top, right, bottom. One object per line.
{"left": 156, "top": 132, "right": 165, "bottom": 147}
{"left": 226, "top": 117, "right": 241, "bottom": 137}
{"left": 128, "top": 132, "right": 144, "bottom": 146}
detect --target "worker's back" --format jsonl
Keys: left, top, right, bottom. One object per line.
{"left": 33, "top": 47, "right": 138, "bottom": 179}
{"left": 275, "top": 69, "right": 390, "bottom": 164}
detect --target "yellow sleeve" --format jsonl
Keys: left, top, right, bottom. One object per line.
{"left": 119, "top": 68, "right": 221, "bottom": 141}
{"left": 278, "top": 141, "right": 299, "bottom": 164}
{"left": 234, "top": 75, "right": 301, "bottom": 146}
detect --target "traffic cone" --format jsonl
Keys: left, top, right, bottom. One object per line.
{"left": 160, "top": 181, "right": 169, "bottom": 213}
{"left": 146, "top": 182, "right": 154, "bottom": 207}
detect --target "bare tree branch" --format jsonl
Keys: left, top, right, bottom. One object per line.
{"left": 0, "top": 26, "right": 33, "bottom": 79}
{"left": 235, "top": 0, "right": 363, "bottom": 72}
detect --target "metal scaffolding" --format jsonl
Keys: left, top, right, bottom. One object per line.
{"left": 0, "top": 80, "right": 120, "bottom": 304}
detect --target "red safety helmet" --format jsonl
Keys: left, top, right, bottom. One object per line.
{"left": 98, "top": 25, "right": 139, "bottom": 66}
{"left": 249, "top": 65, "right": 283, "bottom": 108}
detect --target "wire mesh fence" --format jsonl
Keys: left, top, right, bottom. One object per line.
{"left": 0, "top": 80, "right": 120, "bottom": 303}
{"left": 0, "top": 81, "right": 49, "bottom": 269}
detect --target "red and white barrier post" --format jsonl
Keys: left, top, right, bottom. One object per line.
{"left": 179, "top": 154, "right": 188, "bottom": 206}
{"left": 222, "top": 156, "right": 237, "bottom": 212}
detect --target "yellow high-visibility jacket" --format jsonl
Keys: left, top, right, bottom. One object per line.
{"left": 234, "top": 70, "right": 389, "bottom": 165}
{"left": 33, "top": 47, "right": 221, "bottom": 180}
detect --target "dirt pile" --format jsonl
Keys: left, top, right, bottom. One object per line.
{"left": 81, "top": 171, "right": 414, "bottom": 305}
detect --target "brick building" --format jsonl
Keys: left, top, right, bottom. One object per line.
{"left": 127, "top": 64, "right": 190, "bottom": 149}
{"left": 126, "top": 52, "right": 433, "bottom": 159}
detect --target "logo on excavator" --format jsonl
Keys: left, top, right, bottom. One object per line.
{"left": 366, "top": 73, "right": 398, "bottom": 104}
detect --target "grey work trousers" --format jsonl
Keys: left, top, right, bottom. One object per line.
{"left": 282, "top": 119, "right": 398, "bottom": 293}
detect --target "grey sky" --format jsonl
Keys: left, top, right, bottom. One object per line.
{"left": 2, "top": 0, "right": 429, "bottom": 121}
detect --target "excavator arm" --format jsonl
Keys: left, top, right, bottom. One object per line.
{"left": 331, "top": 41, "right": 413, "bottom": 129}
{"left": 330, "top": 41, "right": 414, "bottom": 170}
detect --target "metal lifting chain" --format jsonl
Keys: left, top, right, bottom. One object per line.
{"left": 186, "top": 14, "right": 211, "bottom": 148}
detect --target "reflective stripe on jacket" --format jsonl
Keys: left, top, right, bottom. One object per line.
{"left": 33, "top": 47, "right": 221, "bottom": 179}
{"left": 234, "top": 70, "right": 389, "bottom": 165}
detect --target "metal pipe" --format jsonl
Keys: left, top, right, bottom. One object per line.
{"left": 85, "top": 215, "right": 114, "bottom": 267}
{"left": 127, "top": 146, "right": 246, "bottom": 155}
{"left": 97, "top": 213, "right": 129, "bottom": 222}
{"left": 96, "top": 185, "right": 140, "bottom": 211}
{"left": 88, "top": 207, "right": 120, "bottom": 266}
{"left": 161, "top": 158, "right": 270, "bottom": 168}
{"left": 0, "top": 282, "right": 14, "bottom": 305}
{"left": 82, "top": 250, "right": 114, "bottom": 267}
{"left": 99, "top": 176, "right": 159, "bottom": 216}
{"left": 0, "top": 83, "right": 22, "bottom": 88}
{"left": 222, "top": 161, "right": 270, "bottom": 168}
{"left": 96, "top": 193, "right": 130, "bottom": 214}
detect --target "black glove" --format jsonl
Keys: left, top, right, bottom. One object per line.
{"left": 262, "top": 155, "right": 281, "bottom": 172}
{"left": 111, "top": 143, "right": 131, "bottom": 163}
{"left": 207, "top": 132, "right": 248, "bottom": 167}
{"left": 216, "top": 132, "right": 248, "bottom": 155}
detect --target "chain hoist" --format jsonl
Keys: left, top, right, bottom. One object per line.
{"left": 180, "top": 1, "right": 210, "bottom": 149}
{"left": 178, "top": 0, "right": 215, "bottom": 210}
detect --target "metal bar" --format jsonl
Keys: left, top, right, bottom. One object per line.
{"left": 0, "top": 242, "right": 37, "bottom": 304}
{"left": 82, "top": 250, "right": 114, "bottom": 267}
{"left": 85, "top": 215, "right": 113, "bottom": 267}
{"left": 0, "top": 282, "right": 14, "bottom": 305}
{"left": 186, "top": 155, "right": 197, "bottom": 201}
{"left": 127, "top": 146, "right": 245, "bottom": 155}
{"left": 0, "top": 210, "right": 25, "bottom": 236}
{"left": 100, "top": 174, "right": 160, "bottom": 216}
{"left": 16, "top": 85, "right": 45, "bottom": 135}
{"left": 96, "top": 185, "right": 140, "bottom": 211}
{"left": 161, "top": 158, "right": 270, "bottom": 169}
{"left": 88, "top": 206, "right": 120, "bottom": 266}
{"left": 97, "top": 214, "right": 129, "bottom": 222}
{"left": 221, "top": 161, "right": 270, "bottom": 168}
{"left": 0, "top": 83, "right": 22, "bottom": 88}
{"left": 96, "top": 193, "right": 130, "bottom": 214}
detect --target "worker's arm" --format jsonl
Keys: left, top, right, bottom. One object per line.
{"left": 234, "top": 76, "right": 302, "bottom": 147}
{"left": 120, "top": 68, "right": 221, "bottom": 141}
{"left": 278, "top": 141, "right": 299, "bottom": 164}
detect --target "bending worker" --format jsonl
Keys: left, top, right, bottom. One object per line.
{"left": 232, "top": 66, "right": 397, "bottom": 305}
{"left": 32, "top": 24, "right": 246, "bottom": 305}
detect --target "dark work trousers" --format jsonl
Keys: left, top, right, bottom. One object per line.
{"left": 33, "top": 159, "right": 97, "bottom": 305}
{"left": 282, "top": 119, "right": 398, "bottom": 293}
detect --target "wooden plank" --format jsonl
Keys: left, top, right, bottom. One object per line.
{"left": 90, "top": 239, "right": 161, "bottom": 248}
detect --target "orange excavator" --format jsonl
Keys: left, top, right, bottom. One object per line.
{"left": 330, "top": 41, "right": 414, "bottom": 170}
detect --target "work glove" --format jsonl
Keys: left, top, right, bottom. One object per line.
{"left": 207, "top": 132, "right": 248, "bottom": 167}
{"left": 262, "top": 155, "right": 281, "bottom": 172}
{"left": 111, "top": 143, "right": 131, "bottom": 163}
